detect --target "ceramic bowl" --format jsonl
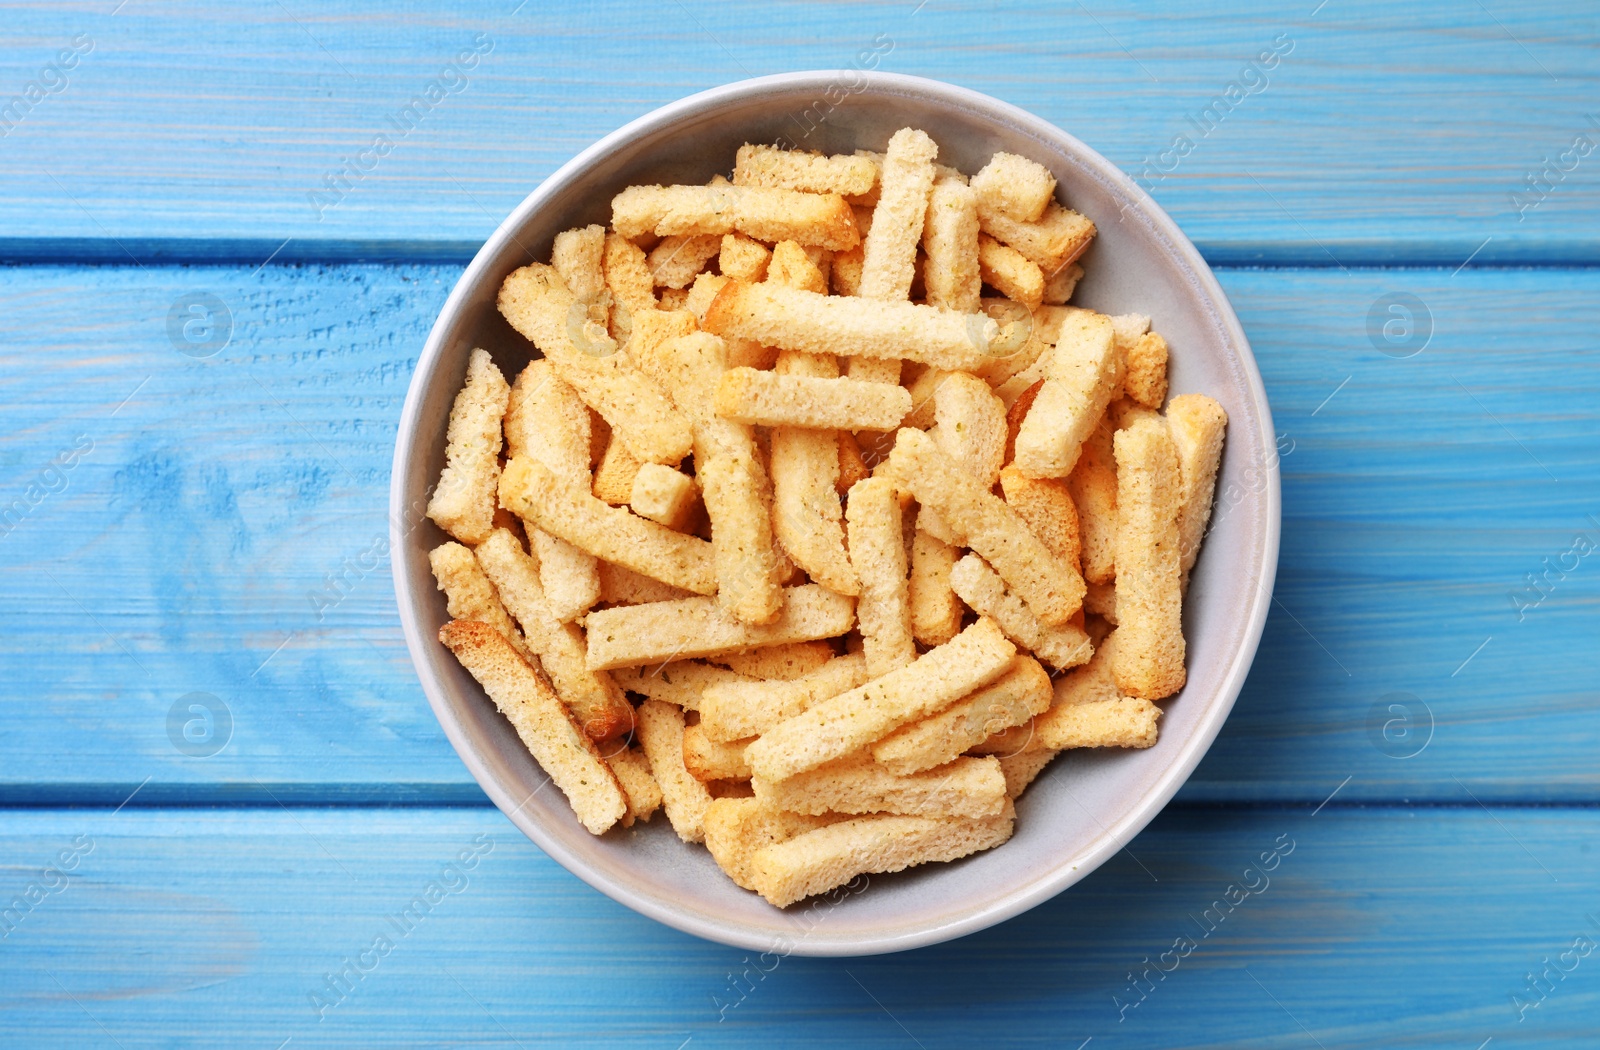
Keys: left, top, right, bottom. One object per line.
{"left": 391, "top": 71, "right": 1279, "bottom": 956}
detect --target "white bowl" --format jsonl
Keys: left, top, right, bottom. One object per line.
{"left": 391, "top": 71, "right": 1280, "bottom": 956}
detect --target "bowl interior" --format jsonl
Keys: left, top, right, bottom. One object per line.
{"left": 391, "top": 71, "right": 1278, "bottom": 955}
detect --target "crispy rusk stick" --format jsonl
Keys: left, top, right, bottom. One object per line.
{"left": 1124, "top": 331, "right": 1169, "bottom": 409}
{"left": 500, "top": 456, "right": 716, "bottom": 596}
{"left": 438, "top": 620, "right": 626, "bottom": 835}
{"left": 978, "top": 200, "right": 1096, "bottom": 273}
{"left": 702, "top": 280, "right": 999, "bottom": 372}
{"left": 1041, "top": 261, "right": 1084, "bottom": 306}
{"left": 609, "top": 660, "right": 755, "bottom": 712}
{"left": 426, "top": 348, "right": 508, "bottom": 545}
{"left": 922, "top": 175, "right": 982, "bottom": 313}
{"left": 977, "top": 234, "right": 1044, "bottom": 310}
{"left": 935, "top": 372, "right": 1006, "bottom": 487}
{"left": 998, "top": 749, "right": 1058, "bottom": 798}
{"left": 982, "top": 302, "right": 1067, "bottom": 396}
{"left": 754, "top": 754, "right": 1006, "bottom": 819}
{"left": 837, "top": 431, "right": 871, "bottom": 493}
{"left": 591, "top": 432, "right": 646, "bottom": 505}
{"left": 498, "top": 264, "right": 693, "bottom": 465}
{"left": 718, "top": 231, "right": 772, "bottom": 283}
{"left": 768, "top": 349, "right": 858, "bottom": 595}
{"left": 871, "top": 656, "right": 1051, "bottom": 775}
{"left": 428, "top": 541, "right": 530, "bottom": 661}
{"left": 1033, "top": 697, "right": 1161, "bottom": 750}
{"left": 551, "top": 224, "right": 606, "bottom": 303}
{"left": 715, "top": 368, "right": 911, "bottom": 431}
{"left": 859, "top": 127, "right": 937, "bottom": 304}
{"left": 647, "top": 233, "right": 721, "bottom": 289}
{"left": 971, "top": 151, "right": 1057, "bottom": 224}
{"left": 746, "top": 617, "right": 1015, "bottom": 781}
{"left": 644, "top": 331, "right": 786, "bottom": 625}
{"left": 596, "top": 561, "right": 694, "bottom": 606}
{"left": 902, "top": 365, "right": 952, "bottom": 430}
{"left": 603, "top": 232, "right": 658, "bottom": 313}
{"left": 606, "top": 746, "right": 661, "bottom": 826}
{"left": 733, "top": 144, "right": 878, "bottom": 196}
{"left": 583, "top": 585, "right": 856, "bottom": 671}
{"left": 1112, "top": 417, "right": 1186, "bottom": 699}
{"left": 846, "top": 477, "right": 916, "bottom": 676}
{"left": 611, "top": 183, "right": 860, "bottom": 251}
{"left": 1068, "top": 413, "right": 1118, "bottom": 584}
{"left": 767, "top": 239, "right": 829, "bottom": 294}
{"left": 747, "top": 801, "right": 1015, "bottom": 908}
{"left": 634, "top": 698, "right": 715, "bottom": 842}
{"left": 1166, "top": 394, "right": 1228, "bottom": 584}
{"left": 629, "top": 462, "right": 700, "bottom": 531}
{"left": 506, "top": 360, "right": 601, "bottom": 621}
{"left": 1003, "top": 379, "right": 1043, "bottom": 465}
{"left": 1013, "top": 309, "right": 1120, "bottom": 478}
{"left": 703, "top": 798, "right": 841, "bottom": 891}
{"left": 623, "top": 305, "right": 698, "bottom": 369}
{"left": 475, "top": 529, "right": 633, "bottom": 740}
{"left": 699, "top": 652, "right": 870, "bottom": 742}
{"left": 950, "top": 554, "right": 1092, "bottom": 671}
{"left": 999, "top": 466, "right": 1082, "bottom": 572}
{"left": 908, "top": 528, "right": 963, "bottom": 646}
{"left": 973, "top": 629, "right": 1123, "bottom": 754}
{"left": 712, "top": 640, "right": 836, "bottom": 681}
{"left": 886, "top": 427, "right": 1084, "bottom": 625}
{"left": 683, "top": 725, "right": 754, "bottom": 781}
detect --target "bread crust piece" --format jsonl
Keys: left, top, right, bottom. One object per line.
{"left": 1165, "top": 393, "right": 1228, "bottom": 584}
{"left": 1013, "top": 309, "right": 1121, "bottom": 478}
{"left": 718, "top": 232, "right": 772, "bottom": 283}
{"left": 908, "top": 528, "right": 963, "bottom": 646}
{"left": 748, "top": 800, "right": 1016, "bottom": 907}
{"left": 501, "top": 456, "right": 715, "bottom": 596}
{"left": 699, "top": 652, "right": 870, "bottom": 742}
{"left": 438, "top": 620, "right": 627, "bottom": 835}
{"left": 746, "top": 617, "right": 1016, "bottom": 781}
{"left": 922, "top": 175, "right": 982, "bottom": 313}
{"left": 1041, "top": 262, "right": 1084, "bottom": 306}
{"left": 845, "top": 477, "right": 916, "bottom": 676}
{"left": 733, "top": 144, "right": 878, "bottom": 196}
{"left": 977, "top": 234, "right": 1044, "bottom": 310}
{"left": 977, "top": 200, "right": 1096, "bottom": 274}
{"left": 497, "top": 263, "right": 693, "bottom": 466}
{"left": 701, "top": 280, "right": 1000, "bottom": 372}
{"left": 754, "top": 754, "right": 1006, "bottom": 819}
{"left": 1124, "top": 331, "right": 1170, "bottom": 409}
{"left": 949, "top": 554, "right": 1093, "bottom": 671}
{"left": 474, "top": 528, "right": 633, "bottom": 740}
{"left": 975, "top": 628, "right": 1125, "bottom": 754}
{"left": 1112, "top": 416, "right": 1186, "bottom": 699}
{"left": 886, "top": 427, "right": 1084, "bottom": 626}
{"left": 682, "top": 725, "right": 754, "bottom": 781}
{"left": 634, "top": 698, "right": 715, "bottom": 843}
{"left": 629, "top": 462, "right": 700, "bottom": 531}
{"left": 703, "top": 798, "right": 841, "bottom": 891}
{"left": 428, "top": 542, "right": 530, "bottom": 662}
{"left": 606, "top": 746, "right": 662, "bottom": 826}
{"left": 646, "top": 233, "right": 721, "bottom": 289}
{"left": 551, "top": 225, "right": 607, "bottom": 303}
{"left": 997, "top": 749, "right": 1058, "bottom": 798}
{"left": 596, "top": 561, "right": 694, "bottom": 606}
{"left": 426, "top": 348, "right": 509, "bottom": 545}
{"left": 711, "top": 640, "right": 836, "bottom": 681}
{"left": 871, "top": 656, "right": 1051, "bottom": 774}
{"left": 583, "top": 584, "right": 857, "bottom": 671}
{"left": 715, "top": 368, "right": 912, "bottom": 431}
{"left": 611, "top": 183, "right": 860, "bottom": 251}
{"left": 1068, "top": 413, "right": 1119, "bottom": 584}
{"left": 609, "top": 661, "right": 755, "bottom": 712}
{"left": 999, "top": 466, "right": 1082, "bottom": 573}
{"left": 971, "top": 151, "right": 1057, "bottom": 224}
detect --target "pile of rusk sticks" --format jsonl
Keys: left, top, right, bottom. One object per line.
{"left": 425, "top": 128, "right": 1228, "bottom": 907}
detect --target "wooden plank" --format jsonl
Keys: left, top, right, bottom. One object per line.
{"left": 0, "top": 264, "right": 1594, "bottom": 803}
{"left": 0, "top": 805, "right": 1595, "bottom": 1046}
{"left": 0, "top": 2, "right": 1595, "bottom": 262}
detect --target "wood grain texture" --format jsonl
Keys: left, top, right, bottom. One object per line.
{"left": 0, "top": 806, "right": 1594, "bottom": 1047}
{"left": 0, "top": 2, "right": 1595, "bottom": 262}
{"left": 1, "top": 264, "right": 1594, "bottom": 802}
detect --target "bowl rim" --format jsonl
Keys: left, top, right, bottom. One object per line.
{"left": 391, "top": 69, "right": 1280, "bottom": 956}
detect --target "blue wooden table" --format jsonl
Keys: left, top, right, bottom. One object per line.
{"left": 2, "top": 2, "right": 1597, "bottom": 1046}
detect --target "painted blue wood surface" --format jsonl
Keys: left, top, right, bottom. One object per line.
{"left": 0, "top": 2, "right": 1595, "bottom": 264}
{"left": 1, "top": 264, "right": 1594, "bottom": 802}
{"left": 3, "top": 807, "right": 1597, "bottom": 1048}
{"left": 2, "top": 1, "right": 1598, "bottom": 1044}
